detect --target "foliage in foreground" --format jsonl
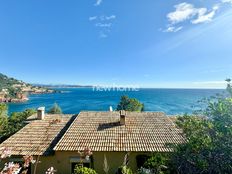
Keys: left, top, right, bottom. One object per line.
{"left": 116, "top": 165, "right": 133, "bottom": 174}
{"left": 0, "top": 104, "right": 8, "bottom": 140}
{"left": 48, "top": 103, "right": 62, "bottom": 114}
{"left": 171, "top": 81, "right": 232, "bottom": 174}
{"left": 143, "top": 153, "right": 170, "bottom": 174}
{"left": 117, "top": 96, "right": 144, "bottom": 112}
{"left": 0, "top": 104, "right": 36, "bottom": 143}
{"left": 139, "top": 79, "right": 232, "bottom": 174}
{"left": 74, "top": 166, "right": 97, "bottom": 174}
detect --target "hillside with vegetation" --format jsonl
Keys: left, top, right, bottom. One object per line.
{"left": 0, "top": 73, "right": 55, "bottom": 103}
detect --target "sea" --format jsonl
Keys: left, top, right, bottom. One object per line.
{"left": 7, "top": 88, "right": 224, "bottom": 115}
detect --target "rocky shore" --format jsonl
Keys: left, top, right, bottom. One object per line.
{"left": 0, "top": 97, "right": 29, "bottom": 103}
{"left": 0, "top": 73, "right": 59, "bottom": 103}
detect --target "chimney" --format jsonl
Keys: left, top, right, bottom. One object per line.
{"left": 120, "top": 110, "right": 126, "bottom": 125}
{"left": 37, "top": 107, "right": 45, "bottom": 120}
{"left": 109, "top": 106, "right": 113, "bottom": 112}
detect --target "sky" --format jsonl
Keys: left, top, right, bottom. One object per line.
{"left": 0, "top": 0, "right": 232, "bottom": 88}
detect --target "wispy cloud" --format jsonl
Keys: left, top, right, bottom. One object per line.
{"left": 89, "top": 15, "right": 116, "bottom": 38}
{"left": 164, "top": 2, "right": 220, "bottom": 32}
{"left": 95, "top": 0, "right": 103, "bottom": 6}
{"left": 95, "top": 23, "right": 112, "bottom": 27}
{"left": 89, "top": 15, "right": 116, "bottom": 22}
{"left": 104, "top": 15, "right": 116, "bottom": 20}
{"left": 89, "top": 16, "right": 97, "bottom": 21}
{"left": 164, "top": 26, "right": 183, "bottom": 32}
{"left": 98, "top": 15, "right": 116, "bottom": 21}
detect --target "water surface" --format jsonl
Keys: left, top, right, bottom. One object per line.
{"left": 8, "top": 88, "right": 223, "bottom": 115}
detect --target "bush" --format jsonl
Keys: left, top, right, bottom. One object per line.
{"left": 48, "top": 103, "right": 62, "bottom": 114}
{"left": 171, "top": 79, "right": 232, "bottom": 174}
{"left": 74, "top": 166, "right": 97, "bottom": 174}
{"left": 143, "top": 153, "right": 170, "bottom": 174}
{"left": 137, "top": 167, "right": 154, "bottom": 174}
{"left": 116, "top": 165, "right": 133, "bottom": 174}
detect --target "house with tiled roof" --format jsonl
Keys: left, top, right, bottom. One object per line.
{"left": 0, "top": 107, "right": 75, "bottom": 173}
{"left": 0, "top": 108, "right": 185, "bottom": 174}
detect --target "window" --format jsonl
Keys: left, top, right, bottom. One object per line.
{"left": 136, "top": 155, "right": 149, "bottom": 168}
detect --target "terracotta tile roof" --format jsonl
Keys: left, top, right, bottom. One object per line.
{"left": 54, "top": 112, "right": 185, "bottom": 152}
{"left": 0, "top": 114, "right": 75, "bottom": 156}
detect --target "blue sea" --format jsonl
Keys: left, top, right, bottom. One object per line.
{"left": 7, "top": 88, "right": 223, "bottom": 115}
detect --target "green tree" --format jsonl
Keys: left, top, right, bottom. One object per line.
{"left": 0, "top": 104, "right": 8, "bottom": 142}
{"left": 0, "top": 107, "right": 36, "bottom": 143}
{"left": 7, "top": 109, "right": 36, "bottom": 136}
{"left": 48, "top": 103, "right": 62, "bottom": 114}
{"left": 117, "top": 96, "right": 144, "bottom": 112}
{"left": 172, "top": 79, "right": 232, "bottom": 174}
{"left": 226, "top": 78, "right": 232, "bottom": 96}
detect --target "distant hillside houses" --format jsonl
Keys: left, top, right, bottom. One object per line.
{"left": 0, "top": 73, "right": 55, "bottom": 103}
{"left": 0, "top": 90, "right": 6, "bottom": 100}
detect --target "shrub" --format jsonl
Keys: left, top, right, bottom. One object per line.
{"left": 137, "top": 167, "right": 154, "bottom": 174}
{"left": 143, "top": 153, "right": 171, "bottom": 174}
{"left": 116, "top": 165, "right": 133, "bottom": 174}
{"left": 74, "top": 166, "right": 97, "bottom": 174}
{"left": 48, "top": 103, "right": 62, "bottom": 114}
{"left": 171, "top": 79, "right": 232, "bottom": 174}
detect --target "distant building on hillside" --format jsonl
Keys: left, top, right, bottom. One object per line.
{"left": 0, "top": 109, "right": 185, "bottom": 174}
{"left": 0, "top": 92, "right": 5, "bottom": 102}
{"left": 0, "top": 89, "right": 8, "bottom": 102}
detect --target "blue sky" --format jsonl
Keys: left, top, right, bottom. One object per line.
{"left": 0, "top": 0, "right": 232, "bottom": 88}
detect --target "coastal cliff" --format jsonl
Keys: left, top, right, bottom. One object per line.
{"left": 0, "top": 73, "right": 55, "bottom": 103}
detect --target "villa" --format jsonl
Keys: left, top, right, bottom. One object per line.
{"left": 0, "top": 108, "right": 185, "bottom": 174}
